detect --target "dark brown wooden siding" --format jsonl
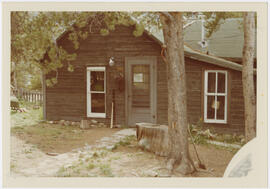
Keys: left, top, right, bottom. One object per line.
{"left": 185, "top": 59, "right": 246, "bottom": 134}
{"left": 46, "top": 24, "right": 249, "bottom": 134}
{"left": 155, "top": 57, "right": 247, "bottom": 134}
{"left": 46, "top": 25, "right": 161, "bottom": 125}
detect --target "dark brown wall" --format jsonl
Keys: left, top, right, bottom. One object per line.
{"left": 46, "top": 25, "right": 161, "bottom": 125}
{"left": 188, "top": 59, "right": 246, "bottom": 134}
{"left": 46, "top": 25, "right": 247, "bottom": 134}
{"left": 155, "top": 57, "right": 246, "bottom": 134}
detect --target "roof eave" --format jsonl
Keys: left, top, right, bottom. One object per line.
{"left": 147, "top": 28, "right": 256, "bottom": 74}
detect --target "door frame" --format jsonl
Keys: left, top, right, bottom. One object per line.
{"left": 124, "top": 56, "right": 157, "bottom": 126}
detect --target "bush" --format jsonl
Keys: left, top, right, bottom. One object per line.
{"left": 189, "top": 122, "right": 243, "bottom": 145}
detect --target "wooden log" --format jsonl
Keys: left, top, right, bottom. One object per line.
{"left": 136, "top": 123, "right": 169, "bottom": 157}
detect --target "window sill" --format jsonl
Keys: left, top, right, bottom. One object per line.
{"left": 87, "top": 113, "right": 106, "bottom": 118}
{"left": 204, "top": 120, "right": 227, "bottom": 124}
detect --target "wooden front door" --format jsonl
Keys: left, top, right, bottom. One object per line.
{"left": 125, "top": 57, "right": 157, "bottom": 126}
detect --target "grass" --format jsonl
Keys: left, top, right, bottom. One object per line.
{"left": 210, "top": 143, "right": 240, "bottom": 155}
{"left": 55, "top": 150, "right": 114, "bottom": 177}
{"left": 11, "top": 101, "right": 43, "bottom": 127}
{"left": 11, "top": 102, "right": 121, "bottom": 154}
{"left": 99, "top": 164, "right": 114, "bottom": 177}
{"left": 189, "top": 134, "right": 208, "bottom": 145}
{"left": 10, "top": 163, "right": 16, "bottom": 170}
{"left": 112, "top": 135, "right": 137, "bottom": 150}
{"left": 188, "top": 123, "right": 243, "bottom": 155}
{"left": 23, "top": 148, "right": 33, "bottom": 154}
{"left": 189, "top": 123, "right": 244, "bottom": 144}
{"left": 56, "top": 166, "right": 71, "bottom": 177}
{"left": 86, "top": 163, "right": 95, "bottom": 170}
{"left": 189, "top": 135, "right": 240, "bottom": 154}
{"left": 111, "top": 156, "right": 121, "bottom": 160}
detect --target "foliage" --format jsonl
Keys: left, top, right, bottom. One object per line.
{"left": 202, "top": 12, "right": 243, "bottom": 38}
{"left": 189, "top": 124, "right": 208, "bottom": 145}
{"left": 11, "top": 11, "right": 248, "bottom": 89}
{"left": 11, "top": 101, "right": 43, "bottom": 127}
{"left": 112, "top": 135, "right": 136, "bottom": 150}
{"left": 86, "top": 163, "right": 95, "bottom": 170}
{"left": 189, "top": 122, "right": 244, "bottom": 146}
{"left": 11, "top": 12, "right": 141, "bottom": 87}
{"left": 99, "top": 164, "right": 114, "bottom": 177}
{"left": 28, "top": 73, "right": 42, "bottom": 90}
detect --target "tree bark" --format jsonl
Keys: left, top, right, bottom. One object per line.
{"left": 136, "top": 123, "right": 169, "bottom": 157}
{"left": 242, "top": 12, "right": 256, "bottom": 142}
{"left": 160, "top": 12, "right": 195, "bottom": 175}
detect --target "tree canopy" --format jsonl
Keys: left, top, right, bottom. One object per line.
{"left": 11, "top": 11, "right": 243, "bottom": 89}
{"left": 202, "top": 12, "right": 243, "bottom": 38}
{"left": 11, "top": 12, "right": 147, "bottom": 87}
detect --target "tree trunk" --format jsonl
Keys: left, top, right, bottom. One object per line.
{"left": 242, "top": 12, "right": 256, "bottom": 142}
{"left": 160, "top": 12, "right": 195, "bottom": 175}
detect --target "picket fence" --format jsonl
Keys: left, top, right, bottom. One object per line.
{"left": 12, "top": 88, "right": 43, "bottom": 103}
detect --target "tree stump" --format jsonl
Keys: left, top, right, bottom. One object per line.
{"left": 136, "top": 123, "right": 169, "bottom": 157}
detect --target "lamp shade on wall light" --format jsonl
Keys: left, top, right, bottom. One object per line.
{"left": 109, "top": 57, "right": 115, "bottom": 67}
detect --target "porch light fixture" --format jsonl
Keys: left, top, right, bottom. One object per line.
{"left": 109, "top": 57, "right": 115, "bottom": 67}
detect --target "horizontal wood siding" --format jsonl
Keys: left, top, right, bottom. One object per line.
{"left": 46, "top": 67, "right": 85, "bottom": 121}
{"left": 184, "top": 58, "right": 246, "bottom": 134}
{"left": 230, "top": 70, "right": 245, "bottom": 133}
{"left": 186, "top": 59, "right": 203, "bottom": 125}
{"left": 46, "top": 24, "right": 250, "bottom": 134}
{"left": 46, "top": 25, "right": 161, "bottom": 124}
{"left": 156, "top": 57, "right": 168, "bottom": 124}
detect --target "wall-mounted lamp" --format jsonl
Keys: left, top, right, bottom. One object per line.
{"left": 109, "top": 57, "right": 115, "bottom": 67}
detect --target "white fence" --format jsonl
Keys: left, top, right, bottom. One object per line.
{"left": 12, "top": 88, "right": 43, "bottom": 103}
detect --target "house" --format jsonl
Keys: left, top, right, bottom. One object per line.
{"left": 183, "top": 18, "right": 257, "bottom": 65}
{"left": 43, "top": 21, "right": 256, "bottom": 134}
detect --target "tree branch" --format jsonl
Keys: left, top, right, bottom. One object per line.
{"left": 161, "top": 45, "right": 168, "bottom": 64}
{"left": 159, "top": 12, "right": 174, "bottom": 22}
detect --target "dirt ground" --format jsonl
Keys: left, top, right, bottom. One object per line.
{"left": 12, "top": 124, "right": 121, "bottom": 153}
{"left": 189, "top": 144, "right": 233, "bottom": 177}
{"left": 109, "top": 138, "right": 234, "bottom": 177}
{"left": 11, "top": 126, "right": 234, "bottom": 177}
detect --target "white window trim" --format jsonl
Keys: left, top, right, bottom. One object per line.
{"left": 87, "top": 67, "right": 106, "bottom": 118}
{"left": 204, "top": 70, "right": 228, "bottom": 124}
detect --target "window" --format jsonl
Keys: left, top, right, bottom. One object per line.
{"left": 132, "top": 65, "right": 150, "bottom": 108}
{"left": 87, "top": 67, "right": 106, "bottom": 118}
{"left": 204, "top": 70, "right": 227, "bottom": 123}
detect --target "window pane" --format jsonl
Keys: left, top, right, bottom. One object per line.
{"left": 91, "top": 71, "right": 104, "bottom": 91}
{"left": 207, "top": 72, "right": 216, "bottom": 93}
{"left": 91, "top": 93, "right": 105, "bottom": 113}
{"left": 132, "top": 65, "right": 150, "bottom": 107}
{"left": 216, "top": 96, "right": 225, "bottom": 120}
{"left": 207, "top": 96, "right": 215, "bottom": 119}
{"left": 217, "top": 72, "right": 226, "bottom": 93}
{"left": 134, "top": 73, "right": 143, "bottom": 82}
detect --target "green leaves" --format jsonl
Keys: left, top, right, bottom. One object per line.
{"left": 67, "top": 64, "right": 74, "bottom": 72}
{"left": 133, "top": 23, "right": 144, "bottom": 37}
{"left": 46, "top": 77, "right": 58, "bottom": 87}
{"left": 10, "top": 11, "right": 162, "bottom": 88}
{"left": 202, "top": 12, "right": 243, "bottom": 38}
{"left": 100, "top": 29, "right": 109, "bottom": 36}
